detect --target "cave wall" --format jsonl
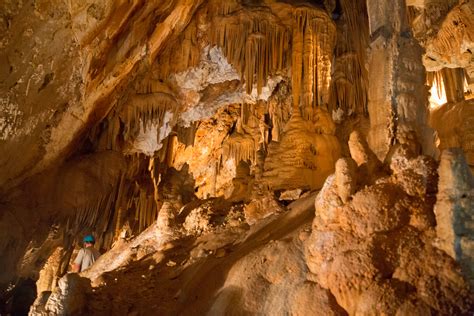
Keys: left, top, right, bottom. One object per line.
{"left": 0, "top": 0, "right": 345, "bottom": 296}
{"left": 0, "top": 0, "right": 204, "bottom": 192}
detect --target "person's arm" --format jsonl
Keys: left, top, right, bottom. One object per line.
{"left": 72, "top": 263, "right": 81, "bottom": 273}
{"left": 72, "top": 249, "right": 84, "bottom": 273}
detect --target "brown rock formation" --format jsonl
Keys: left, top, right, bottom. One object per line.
{"left": 430, "top": 99, "right": 474, "bottom": 172}
{"left": 0, "top": 0, "right": 473, "bottom": 315}
{"left": 306, "top": 139, "right": 474, "bottom": 315}
{"left": 434, "top": 148, "right": 474, "bottom": 288}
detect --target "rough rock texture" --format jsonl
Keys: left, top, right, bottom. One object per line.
{"left": 1, "top": 1, "right": 344, "bottom": 299}
{"left": 430, "top": 99, "right": 474, "bottom": 172}
{"left": 0, "top": 0, "right": 84, "bottom": 190}
{"left": 434, "top": 148, "right": 474, "bottom": 288}
{"left": 411, "top": 0, "right": 474, "bottom": 103}
{"left": 416, "top": 0, "right": 474, "bottom": 72}
{"left": 30, "top": 273, "right": 91, "bottom": 315}
{"left": 41, "top": 192, "right": 350, "bottom": 315}
{"left": 26, "top": 144, "right": 474, "bottom": 315}
{"left": 0, "top": 0, "right": 473, "bottom": 314}
{"left": 0, "top": 151, "right": 125, "bottom": 291}
{"left": 305, "top": 142, "right": 474, "bottom": 315}
{"left": 366, "top": 0, "right": 435, "bottom": 160}
{"left": 263, "top": 108, "right": 341, "bottom": 191}
{"left": 0, "top": 0, "right": 204, "bottom": 192}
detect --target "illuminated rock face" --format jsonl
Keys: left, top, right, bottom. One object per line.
{"left": 263, "top": 108, "right": 341, "bottom": 191}
{"left": 0, "top": 0, "right": 205, "bottom": 192}
{"left": 366, "top": 0, "right": 435, "bottom": 161}
{"left": 430, "top": 100, "right": 474, "bottom": 172}
{"left": 306, "top": 141, "right": 474, "bottom": 315}
{"left": 1, "top": 0, "right": 474, "bottom": 315}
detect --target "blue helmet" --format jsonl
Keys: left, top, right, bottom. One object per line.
{"left": 83, "top": 235, "right": 95, "bottom": 243}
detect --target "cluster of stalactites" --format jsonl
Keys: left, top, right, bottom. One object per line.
{"left": 113, "top": 156, "right": 160, "bottom": 237}
{"left": 207, "top": 4, "right": 339, "bottom": 166}
{"left": 409, "top": 0, "right": 460, "bottom": 39}
{"left": 65, "top": 153, "right": 162, "bottom": 249}
{"left": 101, "top": 78, "right": 179, "bottom": 152}
{"left": 221, "top": 100, "right": 273, "bottom": 168}
{"left": 223, "top": 106, "right": 260, "bottom": 165}
{"left": 155, "top": 18, "right": 201, "bottom": 80}
{"left": 128, "top": 186, "right": 158, "bottom": 233}
{"left": 209, "top": 8, "right": 290, "bottom": 95}
{"left": 222, "top": 132, "right": 258, "bottom": 166}
{"left": 328, "top": 0, "right": 369, "bottom": 115}
{"left": 427, "top": 68, "right": 466, "bottom": 104}
{"left": 328, "top": 52, "right": 368, "bottom": 115}
{"left": 67, "top": 176, "right": 123, "bottom": 250}
{"left": 121, "top": 92, "right": 176, "bottom": 140}
{"left": 291, "top": 7, "right": 336, "bottom": 120}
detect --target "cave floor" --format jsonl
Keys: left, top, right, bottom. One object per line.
{"left": 86, "top": 194, "right": 317, "bottom": 315}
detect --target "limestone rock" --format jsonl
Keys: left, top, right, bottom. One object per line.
{"left": 334, "top": 158, "right": 357, "bottom": 203}
{"left": 30, "top": 273, "right": 91, "bottom": 316}
{"left": 434, "top": 148, "right": 474, "bottom": 288}
{"left": 430, "top": 100, "right": 474, "bottom": 172}
{"left": 244, "top": 192, "right": 285, "bottom": 225}
{"left": 1, "top": 0, "right": 473, "bottom": 315}
{"left": 263, "top": 108, "right": 341, "bottom": 191}
{"left": 420, "top": 1, "right": 474, "bottom": 71}
{"left": 306, "top": 141, "right": 474, "bottom": 314}
{"left": 279, "top": 189, "right": 303, "bottom": 201}
{"left": 348, "top": 130, "right": 382, "bottom": 183}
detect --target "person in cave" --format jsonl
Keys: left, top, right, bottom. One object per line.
{"left": 72, "top": 235, "right": 101, "bottom": 273}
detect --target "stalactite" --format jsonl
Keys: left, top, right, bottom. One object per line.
{"left": 328, "top": 0, "right": 369, "bottom": 115}
{"left": 223, "top": 134, "right": 257, "bottom": 165}
{"left": 329, "top": 52, "right": 368, "bottom": 114}
{"left": 120, "top": 91, "right": 178, "bottom": 143}
{"left": 149, "top": 157, "right": 161, "bottom": 208}
{"left": 209, "top": 9, "right": 290, "bottom": 95}
{"left": 292, "top": 11, "right": 304, "bottom": 111}
{"left": 427, "top": 71, "right": 444, "bottom": 100}
{"left": 134, "top": 189, "right": 157, "bottom": 233}
{"left": 442, "top": 68, "right": 465, "bottom": 103}
{"left": 99, "top": 77, "right": 179, "bottom": 156}
{"left": 96, "top": 154, "right": 159, "bottom": 235}
{"left": 154, "top": 18, "right": 201, "bottom": 80}
{"left": 267, "top": 83, "right": 291, "bottom": 143}
{"left": 291, "top": 7, "right": 336, "bottom": 118}
{"left": 222, "top": 117, "right": 258, "bottom": 165}
{"left": 208, "top": 0, "right": 240, "bottom": 16}
{"left": 113, "top": 174, "right": 126, "bottom": 238}
{"left": 207, "top": 3, "right": 335, "bottom": 122}
{"left": 427, "top": 68, "right": 466, "bottom": 104}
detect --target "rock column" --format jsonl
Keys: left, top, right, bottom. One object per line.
{"left": 366, "top": 0, "right": 435, "bottom": 160}
{"left": 434, "top": 148, "right": 474, "bottom": 288}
